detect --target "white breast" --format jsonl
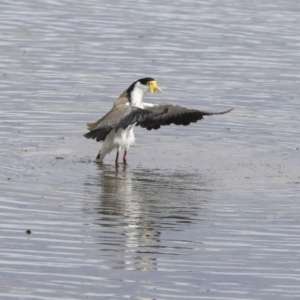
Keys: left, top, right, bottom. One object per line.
{"left": 112, "top": 125, "right": 135, "bottom": 151}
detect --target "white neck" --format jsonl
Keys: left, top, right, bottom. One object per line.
{"left": 130, "top": 88, "right": 144, "bottom": 108}
{"left": 129, "top": 82, "right": 149, "bottom": 108}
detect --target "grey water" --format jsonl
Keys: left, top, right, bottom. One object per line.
{"left": 1, "top": 0, "right": 300, "bottom": 299}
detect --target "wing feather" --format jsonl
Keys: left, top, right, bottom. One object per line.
{"left": 84, "top": 105, "right": 152, "bottom": 142}
{"left": 114, "top": 108, "right": 152, "bottom": 132}
{"left": 84, "top": 126, "right": 113, "bottom": 142}
{"left": 137, "top": 103, "right": 233, "bottom": 130}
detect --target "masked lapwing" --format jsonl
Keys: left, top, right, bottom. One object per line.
{"left": 84, "top": 77, "right": 233, "bottom": 165}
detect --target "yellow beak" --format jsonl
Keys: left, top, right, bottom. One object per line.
{"left": 149, "top": 80, "right": 162, "bottom": 93}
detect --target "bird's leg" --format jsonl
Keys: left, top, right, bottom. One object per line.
{"left": 115, "top": 150, "right": 119, "bottom": 165}
{"left": 123, "top": 150, "right": 127, "bottom": 165}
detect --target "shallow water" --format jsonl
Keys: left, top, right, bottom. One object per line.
{"left": 1, "top": 0, "right": 300, "bottom": 299}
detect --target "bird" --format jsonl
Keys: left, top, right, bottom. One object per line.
{"left": 84, "top": 77, "right": 233, "bottom": 165}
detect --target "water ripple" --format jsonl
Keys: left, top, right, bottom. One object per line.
{"left": 1, "top": 0, "right": 300, "bottom": 299}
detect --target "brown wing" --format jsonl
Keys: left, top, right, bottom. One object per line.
{"left": 86, "top": 90, "right": 130, "bottom": 131}
{"left": 84, "top": 105, "right": 151, "bottom": 142}
{"left": 86, "top": 109, "right": 112, "bottom": 131}
{"left": 84, "top": 105, "right": 130, "bottom": 142}
{"left": 137, "top": 103, "right": 234, "bottom": 130}
{"left": 113, "top": 90, "right": 129, "bottom": 106}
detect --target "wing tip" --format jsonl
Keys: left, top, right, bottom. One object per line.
{"left": 86, "top": 122, "right": 96, "bottom": 131}
{"left": 211, "top": 107, "right": 234, "bottom": 115}
{"left": 83, "top": 131, "right": 92, "bottom": 139}
{"left": 224, "top": 107, "right": 234, "bottom": 114}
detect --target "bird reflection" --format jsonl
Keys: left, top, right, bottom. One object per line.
{"left": 83, "top": 162, "right": 211, "bottom": 271}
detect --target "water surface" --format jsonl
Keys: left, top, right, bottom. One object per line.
{"left": 1, "top": 0, "right": 300, "bottom": 299}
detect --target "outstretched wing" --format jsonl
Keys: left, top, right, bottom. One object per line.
{"left": 137, "top": 103, "right": 234, "bottom": 130}
{"left": 113, "top": 108, "right": 152, "bottom": 132}
{"left": 84, "top": 105, "right": 151, "bottom": 142}
{"left": 84, "top": 125, "right": 113, "bottom": 142}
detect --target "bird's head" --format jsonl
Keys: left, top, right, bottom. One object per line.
{"left": 128, "top": 77, "right": 162, "bottom": 96}
{"left": 138, "top": 77, "right": 162, "bottom": 94}
{"left": 127, "top": 77, "right": 162, "bottom": 107}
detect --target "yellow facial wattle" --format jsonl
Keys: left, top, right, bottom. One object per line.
{"left": 149, "top": 80, "right": 162, "bottom": 93}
